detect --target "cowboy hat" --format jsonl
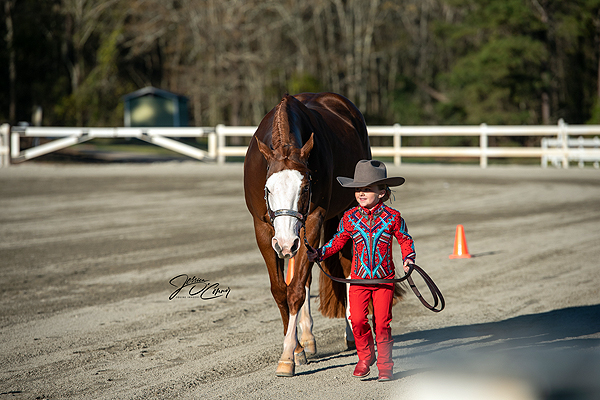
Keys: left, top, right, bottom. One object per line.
{"left": 337, "top": 159, "right": 405, "bottom": 188}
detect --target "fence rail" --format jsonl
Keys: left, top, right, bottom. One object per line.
{"left": 2, "top": 120, "right": 600, "bottom": 168}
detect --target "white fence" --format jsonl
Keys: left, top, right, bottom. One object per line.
{"left": 0, "top": 124, "right": 10, "bottom": 167}
{"left": 3, "top": 125, "right": 217, "bottom": 164}
{"left": 2, "top": 120, "right": 600, "bottom": 168}
{"left": 542, "top": 135, "right": 600, "bottom": 168}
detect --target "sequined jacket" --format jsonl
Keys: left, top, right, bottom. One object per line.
{"left": 316, "top": 202, "right": 415, "bottom": 279}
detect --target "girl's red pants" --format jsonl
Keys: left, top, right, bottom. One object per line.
{"left": 348, "top": 283, "right": 394, "bottom": 372}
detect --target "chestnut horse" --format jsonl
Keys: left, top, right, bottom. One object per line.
{"left": 243, "top": 92, "right": 371, "bottom": 377}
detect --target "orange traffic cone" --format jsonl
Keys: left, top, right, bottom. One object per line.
{"left": 285, "top": 256, "right": 295, "bottom": 285}
{"left": 449, "top": 224, "right": 471, "bottom": 259}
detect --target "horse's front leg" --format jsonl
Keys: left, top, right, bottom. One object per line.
{"left": 266, "top": 266, "right": 298, "bottom": 377}
{"left": 298, "top": 285, "right": 316, "bottom": 356}
{"left": 297, "top": 214, "right": 323, "bottom": 357}
{"left": 278, "top": 241, "right": 319, "bottom": 376}
{"left": 274, "top": 256, "right": 307, "bottom": 377}
{"left": 276, "top": 306, "right": 300, "bottom": 377}
{"left": 276, "top": 258, "right": 310, "bottom": 377}
{"left": 253, "top": 218, "right": 296, "bottom": 376}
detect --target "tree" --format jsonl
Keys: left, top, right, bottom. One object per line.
{"left": 439, "top": 0, "right": 600, "bottom": 125}
{"left": 1, "top": 0, "right": 599, "bottom": 128}
{"left": 3, "top": 0, "right": 15, "bottom": 123}
{"left": 57, "top": 0, "right": 125, "bottom": 125}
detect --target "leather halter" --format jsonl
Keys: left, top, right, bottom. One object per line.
{"left": 264, "top": 172, "right": 312, "bottom": 225}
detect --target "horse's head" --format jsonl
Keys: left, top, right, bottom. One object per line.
{"left": 257, "top": 133, "right": 314, "bottom": 259}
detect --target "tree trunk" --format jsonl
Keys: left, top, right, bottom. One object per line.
{"left": 542, "top": 92, "right": 550, "bottom": 124}
{"left": 5, "top": 0, "right": 16, "bottom": 123}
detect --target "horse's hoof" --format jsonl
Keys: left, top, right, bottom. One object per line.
{"left": 275, "top": 360, "right": 295, "bottom": 377}
{"left": 346, "top": 339, "right": 356, "bottom": 350}
{"left": 294, "top": 349, "right": 307, "bottom": 366}
{"left": 301, "top": 339, "right": 317, "bottom": 355}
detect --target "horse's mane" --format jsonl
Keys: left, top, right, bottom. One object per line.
{"left": 272, "top": 95, "right": 293, "bottom": 150}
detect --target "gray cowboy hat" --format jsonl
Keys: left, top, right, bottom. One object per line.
{"left": 337, "top": 159, "right": 405, "bottom": 188}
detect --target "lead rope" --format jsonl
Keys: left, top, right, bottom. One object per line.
{"left": 302, "top": 225, "right": 445, "bottom": 313}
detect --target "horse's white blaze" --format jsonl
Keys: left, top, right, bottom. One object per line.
{"left": 266, "top": 169, "right": 304, "bottom": 258}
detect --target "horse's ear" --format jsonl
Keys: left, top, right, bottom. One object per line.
{"left": 256, "top": 137, "right": 273, "bottom": 161}
{"left": 300, "top": 132, "right": 314, "bottom": 160}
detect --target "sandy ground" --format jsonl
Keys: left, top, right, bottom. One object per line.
{"left": 0, "top": 161, "right": 599, "bottom": 400}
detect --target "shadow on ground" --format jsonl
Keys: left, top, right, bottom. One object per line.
{"left": 393, "top": 304, "right": 600, "bottom": 399}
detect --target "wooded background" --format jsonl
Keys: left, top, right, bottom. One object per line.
{"left": 2, "top": 0, "right": 600, "bottom": 129}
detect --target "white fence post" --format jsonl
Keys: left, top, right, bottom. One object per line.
{"left": 576, "top": 136, "right": 584, "bottom": 168}
{"left": 393, "top": 123, "right": 401, "bottom": 166}
{"left": 559, "top": 118, "right": 569, "bottom": 168}
{"left": 480, "top": 123, "right": 488, "bottom": 168}
{"left": 594, "top": 137, "right": 600, "bottom": 169}
{"left": 215, "top": 124, "right": 226, "bottom": 165}
{"left": 208, "top": 130, "right": 217, "bottom": 160}
{"left": 541, "top": 137, "right": 548, "bottom": 168}
{"left": 11, "top": 130, "right": 20, "bottom": 160}
{"left": 0, "top": 124, "right": 10, "bottom": 167}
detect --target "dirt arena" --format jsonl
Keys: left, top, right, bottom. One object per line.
{"left": 1, "top": 161, "right": 599, "bottom": 400}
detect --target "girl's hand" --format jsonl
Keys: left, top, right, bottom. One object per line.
{"left": 403, "top": 259, "right": 414, "bottom": 273}
{"left": 306, "top": 247, "right": 318, "bottom": 262}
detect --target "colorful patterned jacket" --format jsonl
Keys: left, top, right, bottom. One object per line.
{"left": 316, "top": 202, "right": 415, "bottom": 279}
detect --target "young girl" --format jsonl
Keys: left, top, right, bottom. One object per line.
{"left": 307, "top": 159, "right": 415, "bottom": 382}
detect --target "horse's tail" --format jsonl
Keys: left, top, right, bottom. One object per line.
{"left": 392, "top": 282, "right": 406, "bottom": 305}
{"left": 318, "top": 217, "right": 350, "bottom": 318}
